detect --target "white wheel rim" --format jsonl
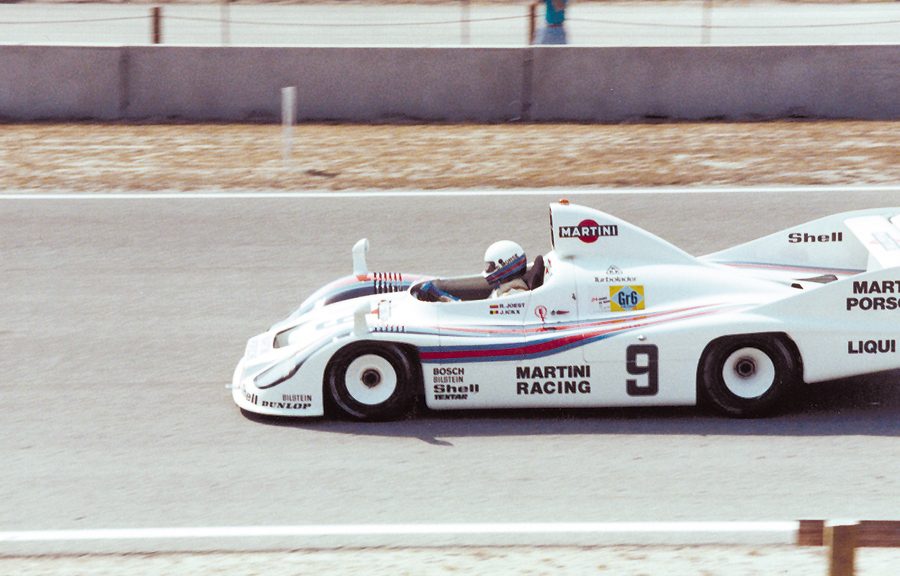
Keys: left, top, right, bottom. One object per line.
{"left": 721, "top": 347, "right": 776, "bottom": 399}
{"left": 344, "top": 354, "right": 398, "bottom": 406}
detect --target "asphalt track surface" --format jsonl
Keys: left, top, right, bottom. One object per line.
{"left": 1, "top": 187, "right": 899, "bottom": 554}
{"left": 1, "top": 3, "right": 899, "bottom": 46}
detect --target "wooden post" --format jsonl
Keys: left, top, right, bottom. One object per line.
{"left": 857, "top": 520, "right": 900, "bottom": 547}
{"left": 797, "top": 520, "right": 826, "bottom": 546}
{"left": 825, "top": 523, "right": 857, "bottom": 576}
{"left": 528, "top": 2, "right": 538, "bottom": 45}
{"left": 151, "top": 6, "right": 162, "bottom": 45}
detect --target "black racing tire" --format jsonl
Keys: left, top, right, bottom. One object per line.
{"left": 326, "top": 342, "right": 417, "bottom": 421}
{"left": 698, "top": 334, "right": 800, "bottom": 418}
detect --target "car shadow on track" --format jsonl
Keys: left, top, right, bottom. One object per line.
{"left": 240, "top": 374, "right": 900, "bottom": 441}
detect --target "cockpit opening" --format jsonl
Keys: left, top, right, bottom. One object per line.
{"left": 413, "top": 255, "right": 545, "bottom": 302}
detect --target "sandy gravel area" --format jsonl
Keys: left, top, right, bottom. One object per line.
{"left": 1, "top": 121, "right": 898, "bottom": 192}
{"left": 4, "top": 545, "right": 900, "bottom": 575}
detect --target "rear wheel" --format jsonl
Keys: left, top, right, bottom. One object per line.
{"left": 699, "top": 335, "right": 800, "bottom": 418}
{"left": 326, "top": 342, "right": 417, "bottom": 421}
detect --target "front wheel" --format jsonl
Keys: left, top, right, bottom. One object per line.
{"left": 698, "top": 335, "right": 800, "bottom": 418}
{"left": 326, "top": 343, "right": 417, "bottom": 421}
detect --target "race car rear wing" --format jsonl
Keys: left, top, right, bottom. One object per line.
{"left": 701, "top": 207, "right": 900, "bottom": 277}
{"left": 845, "top": 215, "right": 900, "bottom": 271}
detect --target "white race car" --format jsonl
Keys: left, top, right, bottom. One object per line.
{"left": 233, "top": 201, "right": 900, "bottom": 420}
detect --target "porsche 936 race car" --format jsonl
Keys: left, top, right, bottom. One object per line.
{"left": 233, "top": 201, "right": 900, "bottom": 420}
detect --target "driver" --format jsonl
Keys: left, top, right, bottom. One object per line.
{"left": 484, "top": 240, "right": 528, "bottom": 298}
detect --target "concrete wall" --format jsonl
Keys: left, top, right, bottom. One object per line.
{"left": 0, "top": 46, "right": 124, "bottom": 120}
{"left": 529, "top": 46, "right": 900, "bottom": 121}
{"left": 1, "top": 45, "right": 898, "bottom": 122}
{"left": 124, "top": 47, "right": 526, "bottom": 121}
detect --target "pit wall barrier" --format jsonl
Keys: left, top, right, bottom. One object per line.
{"left": 1, "top": 45, "right": 898, "bottom": 122}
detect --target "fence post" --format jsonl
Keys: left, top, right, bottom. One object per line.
{"left": 151, "top": 6, "right": 162, "bottom": 45}
{"left": 825, "top": 523, "right": 858, "bottom": 576}
{"left": 528, "top": 2, "right": 537, "bottom": 45}
{"left": 797, "top": 520, "right": 826, "bottom": 546}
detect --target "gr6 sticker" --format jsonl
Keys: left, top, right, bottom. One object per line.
{"left": 610, "top": 285, "right": 645, "bottom": 312}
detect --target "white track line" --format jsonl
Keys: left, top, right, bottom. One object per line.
{"left": 1, "top": 185, "right": 899, "bottom": 200}
{"left": 0, "top": 522, "right": 798, "bottom": 542}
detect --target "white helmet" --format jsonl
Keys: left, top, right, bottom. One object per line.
{"left": 483, "top": 240, "right": 526, "bottom": 286}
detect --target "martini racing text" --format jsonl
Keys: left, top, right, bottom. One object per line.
{"left": 516, "top": 365, "right": 591, "bottom": 395}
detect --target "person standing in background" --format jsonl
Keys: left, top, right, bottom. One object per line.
{"left": 536, "top": 0, "right": 567, "bottom": 45}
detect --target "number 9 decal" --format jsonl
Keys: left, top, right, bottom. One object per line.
{"left": 626, "top": 344, "right": 659, "bottom": 396}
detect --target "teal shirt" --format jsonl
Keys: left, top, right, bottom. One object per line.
{"left": 545, "top": 0, "right": 566, "bottom": 25}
